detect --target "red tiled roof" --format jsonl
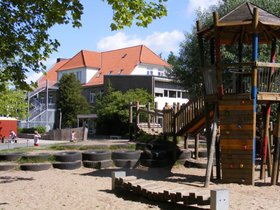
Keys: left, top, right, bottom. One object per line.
{"left": 85, "top": 45, "right": 170, "bottom": 86}
{"left": 37, "top": 59, "right": 69, "bottom": 87}
{"left": 58, "top": 50, "right": 101, "bottom": 71}
{"left": 38, "top": 45, "right": 170, "bottom": 87}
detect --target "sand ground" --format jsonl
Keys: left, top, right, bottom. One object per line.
{"left": 1, "top": 164, "right": 280, "bottom": 210}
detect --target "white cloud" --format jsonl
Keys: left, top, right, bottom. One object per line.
{"left": 97, "top": 31, "right": 185, "bottom": 56}
{"left": 185, "top": 0, "right": 221, "bottom": 15}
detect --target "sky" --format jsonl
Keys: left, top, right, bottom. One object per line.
{"left": 27, "top": 0, "right": 221, "bottom": 83}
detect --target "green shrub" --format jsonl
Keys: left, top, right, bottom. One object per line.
{"left": 19, "top": 126, "right": 46, "bottom": 134}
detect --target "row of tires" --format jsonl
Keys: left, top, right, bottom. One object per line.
{"left": 0, "top": 150, "right": 142, "bottom": 171}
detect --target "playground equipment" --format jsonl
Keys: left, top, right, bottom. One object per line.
{"left": 133, "top": 2, "right": 280, "bottom": 186}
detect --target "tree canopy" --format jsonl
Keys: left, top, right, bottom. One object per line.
{"left": 0, "top": 84, "right": 27, "bottom": 119}
{"left": 95, "top": 87, "right": 153, "bottom": 135}
{"left": 0, "top": 0, "right": 168, "bottom": 91}
{"left": 57, "top": 73, "right": 90, "bottom": 128}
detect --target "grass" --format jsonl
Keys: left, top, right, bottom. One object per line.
{"left": 48, "top": 143, "right": 136, "bottom": 151}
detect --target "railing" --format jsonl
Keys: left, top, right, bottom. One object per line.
{"left": 174, "top": 97, "right": 205, "bottom": 135}
{"left": 203, "top": 62, "right": 280, "bottom": 96}
{"left": 162, "top": 97, "right": 206, "bottom": 136}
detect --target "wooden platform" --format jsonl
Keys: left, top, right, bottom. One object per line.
{"left": 114, "top": 176, "right": 210, "bottom": 206}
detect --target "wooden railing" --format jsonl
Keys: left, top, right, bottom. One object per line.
{"left": 162, "top": 97, "right": 206, "bottom": 136}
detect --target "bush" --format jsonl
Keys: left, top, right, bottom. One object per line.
{"left": 19, "top": 126, "right": 46, "bottom": 134}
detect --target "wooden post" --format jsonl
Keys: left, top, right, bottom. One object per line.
{"left": 213, "top": 12, "right": 223, "bottom": 98}
{"left": 195, "top": 134, "right": 199, "bottom": 159}
{"left": 184, "top": 135, "right": 188, "bottom": 149}
{"left": 205, "top": 105, "right": 218, "bottom": 187}
{"left": 271, "top": 104, "right": 280, "bottom": 185}
{"left": 147, "top": 102, "right": 151, "bottom": 128}
{"left": 129, "top": 102, "right": 133, "bottom": 141}
{"left": 215, "top": 126, "right": 221, "bottom": 180}
{"left": 136, "top": 101, "right": 140, "bottom": 125}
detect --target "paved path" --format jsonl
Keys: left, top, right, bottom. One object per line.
{"left": 0, "top": 138, "right": 68, "bottom": 150}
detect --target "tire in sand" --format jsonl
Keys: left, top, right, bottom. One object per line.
{"left": 54, "top": 152, "right": 82, "bottom": 162}
{"left": 0, "top": 162, "right": 18, "bottom": 171}
{"left": 83, "top": 160, "right": 112, "bottom": 169}
{"left": 111, "top": 151, "right": 141, "bottom": 160}
{"left": 20, "top": 153, "right": 51, "bottom": 162}
{"left": 0, "top": 152, "right": 24, "bottom": 161}
{"left": 82, "top": 150, "right": 111, "bottom": 161}
{"left": 20, "top": 163, "right": 52, "bottom": 171}
{"left": 52, "top": 161, "right": 81, "bottom": 170}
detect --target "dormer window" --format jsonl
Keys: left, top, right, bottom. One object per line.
{"left": 118, "top": 69, "right": 123, "bottom": 75}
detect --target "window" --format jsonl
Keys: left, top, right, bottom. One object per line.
{"left": 177, "top": 91, "right": 181, "bottom": 98}
{"left": 155, "top": 93, "right": 163, "bottom": 97}
{"left": 75, "top": 71, "right": 82, "bottom": 81}
{"left": 164, "top": 90, "right": 168, "bottom": 97}
{"left": 147, "top": 70, "right": 153, "bottom": 75}
{"left": 48, "top": 96, "right": 53, "bottom": 104}
{"left": 169, "top": 91, "right": 176, "bottom": 98}
{"left": 90, "top": 91, "right": 96, "bottom": 103}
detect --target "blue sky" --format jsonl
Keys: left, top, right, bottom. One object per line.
{"left": 28, "top": 0, "right": 220, "bottom": 82}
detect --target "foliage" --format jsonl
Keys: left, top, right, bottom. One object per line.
{"left": 0, "top": 83, "right": 28, "bottom": 119}
{"left": 19, "top": 126, "right": 46, "bottom": 134}
{"left": 95, "top": 87, "right": 153, "bottom": 135}
{"left": 57, "top": 73, "right": 90, "bottom": 128}
{"left": 169, "top": 0, "right": 280, "bottom": 99}
{"left": 0, "top": 0, "right": 168, "bottom": 91}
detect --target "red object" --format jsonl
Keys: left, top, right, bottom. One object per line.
{"left": 242, "top": 145, "right": 247, "bottom": 150}
{"left": 0, "top": 117, "right": 17, "bottom": 139}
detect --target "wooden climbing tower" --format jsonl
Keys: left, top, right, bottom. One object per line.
{"left": 197, "top": 2, "right": 280, "bottom": 185}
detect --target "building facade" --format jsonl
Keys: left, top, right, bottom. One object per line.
{"left": 22, "top": 45, "right": 188, "bottom": 133}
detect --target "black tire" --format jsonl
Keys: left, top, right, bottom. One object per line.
{"left": 113, "top": 159, "right": 139, "bottom": 168}
{"left": 141, "top": 159, "right": 170, "bottom": 168}
{"left": 54, "top": 152, "right": 82, "bottom": 162}
{"left": 52, "top": 161, "right": 81, "bottom": 170}
{"left": 184, "top": 159, "right": 207, "bottom": 169}
{"left": 83, "top": 160, "right": 112, "bottom": 169}
{"left": 112, "top": 151, "right": 141, "bottom": 160}
{"left": 20, "top": 153, "right": 51, "bottom": 162}
{"left": 178, "top": 149, "right": 192, "bottom": 160}
{"left": 0, "top": 152, "right": 24, "bottom": 161}
{"left": 82, "top": 150, "right": 111, "bottom": 161}
{"left": 0, "top": 162, "right": 17, "bottom": 171}
{"left": 20, "top": 163, "right": 52, "bottom": 171}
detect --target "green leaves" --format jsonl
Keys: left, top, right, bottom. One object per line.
{"left": 95, "top": 87, "right": 153, "bottom": 135}
{"left": 105, "top": 0, "right": 167, "bottom": 30}
{"left": 57, "top": 73, "right": 90, "bottom": 128}
{"left": 0, "top": 84, "right": 28, "bottom": 119}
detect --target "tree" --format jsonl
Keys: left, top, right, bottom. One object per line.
{"left": 0, "top": 84, "right": 27, "bottom": 119}
{"left": 0, "top": 0, "right": 168, "bottom": 91}
{"left": 95, "top": 87, "right": 153, "bottom": 135}
{"left": 57, "top": 73, "right": 90, "bottom": 128}
{"left": 169, "top": 0, "right": 280, "bottom": 99}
